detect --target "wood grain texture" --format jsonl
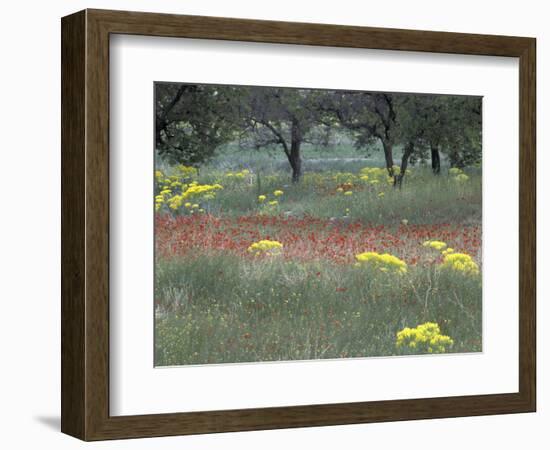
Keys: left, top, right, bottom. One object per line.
{"left": 61, "top": 10, "right": 86, "bottom": 439}
{"left": 61, "top": 8, "right": 536, "bottom": 441}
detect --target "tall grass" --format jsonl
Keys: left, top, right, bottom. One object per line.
{"left": 155, "top": 253, "right": 481, "bottom": 366}
{"left": 185, "top": 167, "right": 481, "bottom": 225}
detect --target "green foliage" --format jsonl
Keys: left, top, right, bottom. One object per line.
{"left": 155, "top": 83, "right": 482, "bottom": 181}
{"left": 155, "top": 83, "right": 240, "bottom": 165}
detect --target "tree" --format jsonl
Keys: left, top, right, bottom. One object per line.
{"left": 327, "top": 91, "right": 398, "bottom": 176}
{"left": 155, "top": 83, "right": 240, "bottom": 166}
{"left": 242, "top": 87, "right": 323, "bottom": 182}
{"left": 443, "top": 96, "right": 482, "bottom": 168}
{"left": 394, "top": 94, "right": 482, "bottom": 185}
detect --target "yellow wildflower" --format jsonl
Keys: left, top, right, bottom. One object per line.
{"left": 396, "top": 322, "right": 453, "bottom": 354}
{"left": 423, "top": 240, "right": 447, "bottom": 251}
{"left": 355, "top": 251, "right": 407, "bottom": 274}
{"left": 441, "top": 253, "right": 479, "bottom": 275}
{"left": 248, "top": 239, "right": 283, "bottom": 256}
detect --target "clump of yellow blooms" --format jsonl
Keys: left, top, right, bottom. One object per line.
{"left": 181, "top": 182, "right": 223, "bottom": 200}
{"left": 354, "top": 251, "right": 407, "bottom": 274}
{"left": 449, "top": 167, "right": 462, "bottom": 175}
{"left": 163, "top": 182, "right": 223, "bottom": 212}
{"left": 360, "top": 167, "right": 386, "bottom": 177}
{"left": 396, "top": 322, "right": 454, "bottom": 354}
{"left": 257, "top": 191, "right": 283, "bottom": 211}
{"left": 454, "top": 173, "right": 470, "bottom": 182}
{"left": 448, "top": 167, "right": 469, "bottom": 182}
{"left": 155, "top": 192, "right": 168, "bottom": 211}
{"left": 247, "top": 239, "right": 283, "bottom": 256}
{"left": 441, "top": 252, "right": 480, "bottom": 275}
{"left": 344, "top": 191, "right": 353, "bottom": 196}
{"left": 155, "top": 167, "right": 223, "bottom": 213}
{"left": 225, "top": 169, "right": 250, "bottom": 179}
{"left": 167, "top": 195, "right": 184, "bottom": 210}
{"left": 423, "top": 240, "right": 447, "bottom": 251}
{"left": 358, "top": 165, "right": 407, "bottom": 187}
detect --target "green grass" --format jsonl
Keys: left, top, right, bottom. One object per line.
{"left": 163, "top": 166, "right": 481, "bottom": 225}
{"left": 155, "top": 252, "right": 482, "bottom": 366}
{"left": 154, "top": 146, "right": 482, "bottom": 366}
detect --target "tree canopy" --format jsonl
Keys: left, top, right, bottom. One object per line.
{"left": 155, "top": 83, "right": 482, "bottom": 185}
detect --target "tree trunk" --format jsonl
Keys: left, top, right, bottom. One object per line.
{"left": 289, "top": 119, "right": 303, "bottom": 183}
{"left": 431, "top": 145, "right": 441, "bottom": 175}
{"left": 394, "top": 141, "right": 414, "bottom": 188}
{"left": 381, "top": 139, "right": 394, "bottom": 177}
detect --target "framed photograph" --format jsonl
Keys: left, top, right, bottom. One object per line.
{"left": 61, "top": 9, "right": 536, "bottom": 440}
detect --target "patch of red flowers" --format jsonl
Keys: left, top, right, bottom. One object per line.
{"left": 155, "top": 213, "right": 481, "bottom": 265}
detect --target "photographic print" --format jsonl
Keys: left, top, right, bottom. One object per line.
{"left": 154, "top": 83, "right": 482, "bottom": 366}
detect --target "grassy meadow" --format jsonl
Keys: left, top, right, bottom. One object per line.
{"left": 154, "top": 146, "right": 482, "bottom": 366}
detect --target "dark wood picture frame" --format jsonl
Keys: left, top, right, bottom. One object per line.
{"left": 61, "top": 8, "right": 536, "bottom": 441}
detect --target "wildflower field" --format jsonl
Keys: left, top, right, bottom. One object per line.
{"left": 154, "top": 149, "right": 482, "bottom": 366}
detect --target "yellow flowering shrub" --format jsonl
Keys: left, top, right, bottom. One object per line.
{"left": 155, "top": 194, "right": 165, "bottom": 211}
{"left": 225, "top": 169, "right": 250, "bottom": 180}
{"left": 332, "top": 172, "right": 357, "bottom": 184}
{"left": 449, "top": 167, "right": 462, "bottom": 175}
{"left": 396, "top": 322, "right": 454, "bottom": 353}
{"left": 167, "top": 195, "right": 184, "bottom": 210}
{"left": 181, "top": 182, "right": 223, "bottom": 200}
{"left": 441, "top": 253, "right": 479, "bottom": 275}
{"left": 247, "top": 239, "right": 283, "bottom": 256}
{"left": 423, "top": 240, "right": 447, "bottom": 251}
{"left": 354, "top": 251, "right": 407, "bottom": 274}
{"left": 454, "top": 173, "right": 469, "bottom": 182}
{"left": 258, "top": 195, "right": 267, "bottom": 202}
{"left": 154, "top": 176, "right": 223, "bottom": 213}
{"left": 273, "top": 190, "right": 284, "bottom": 197}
